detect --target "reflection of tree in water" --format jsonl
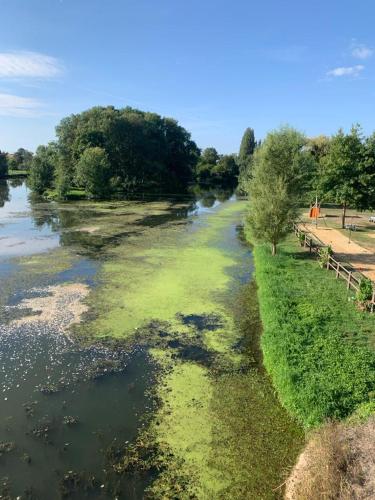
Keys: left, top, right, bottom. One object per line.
{"left": 28, "top": 192, "right": 60, "bottom": 230}
{"left": 9, "top": 178, "right": 24, "bottom": 188}
{"left": 190, "top": 184, "right": 234, "bottom": 209}
{"left": 0, "top": 180, "right": 10, "bottom": 208}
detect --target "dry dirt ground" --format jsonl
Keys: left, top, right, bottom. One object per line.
{"left": 285, "top": 418, "right": 375, "bottom": 500}
{"left": 303, "top": 221, "right": 375, "bottom": 281}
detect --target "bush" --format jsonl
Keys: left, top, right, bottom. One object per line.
{"left": 357, "top": 278, "right": 373, "bottom": 304}
{"left": 253, "top": 236, "right": 375, "bottom": 427}
{"left": 317, "top": 245, "right": 333, "bottom": 268}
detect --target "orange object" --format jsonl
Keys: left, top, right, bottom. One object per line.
{"left": 309, "top": 206, "right": 320, "bottom": 218}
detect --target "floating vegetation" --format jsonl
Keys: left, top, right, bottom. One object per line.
{"left": 0, "top": 442, "right": 15, "bottom": 456}
{"left": 0, "top": 182, "right": 304, "bottom": 498}
{"left": 59, "top": 470, "right": 99, "bottom": 498}
{"left": 62, "top": 416, "right": 79, "bottom": 426}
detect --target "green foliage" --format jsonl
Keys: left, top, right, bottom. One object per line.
{"left": 7, "top": 148, "right": 33, "bottom": 171}
{"left": 247, "top": 126, "right": 312, "bottom": 255}
{"left": 75, "top": 147, "right": 111, "bottom": 199}
{"left": 253, "top": 236, "right": 375, "bottom": 427}
{"left": 237, "top": 127, "right": 256, "bottom": 195}
{"left": 195, "top": 148, "right": 238, "bottom": 187}
{"left": 239, "top": 127, "right": 255, "bottom": 164}
{"left": 356, "top": 278, "right": 373, "bottom": 304}
{"left": 0, "top": 150, "right": 8, "bottom": 178}
{"left": 28, "top": 143, "right": 57, "bottom": 194}
{"left": 317, "top": 245, "right": 333, "bottom": 268}
{"left": 298, "top": 232, "right": 306, "bottom": 244}
{"left": 319, "top": 126, "right": 364, "bottom": 226}
{"left": 29, "top": 105, "right": 199, "bottom": 197}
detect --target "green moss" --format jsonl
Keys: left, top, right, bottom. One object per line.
{"left": 17, "top": 247, "right": 74, "bottom": 275}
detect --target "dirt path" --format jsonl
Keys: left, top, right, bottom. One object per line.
{"left": 304, "top": 223, "right": 375, "bottom": 281}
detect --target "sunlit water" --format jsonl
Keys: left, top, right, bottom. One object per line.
{"left": 0, "top": 180, "right": 239, "bottom": 498}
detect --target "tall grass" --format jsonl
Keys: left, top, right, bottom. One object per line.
{"left": 253, "top": 235, "right": 375, "bottom": 427}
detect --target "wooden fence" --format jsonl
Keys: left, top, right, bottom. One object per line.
{"left": 292, "top": 222, "right": 375, "bottom": 312}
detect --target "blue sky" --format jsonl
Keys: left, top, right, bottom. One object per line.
{"left": 1, "top": 0, "right": 375, "bottom": 153}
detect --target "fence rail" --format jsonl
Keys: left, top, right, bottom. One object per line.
{"left": 292, "top": 222, "right": 375, "bottom": 312}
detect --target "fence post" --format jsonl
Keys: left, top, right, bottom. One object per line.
{"left": 371, "top": 291, "right": 375, "bottom": 314}
{"left": 347, "top": 272, "right": 352, "bottom": 290}
{"left": 326, "top": 255, "right": 330, "bottom": 270}
{"left": 336, "top": 262, "right": 340, "bottom": 278}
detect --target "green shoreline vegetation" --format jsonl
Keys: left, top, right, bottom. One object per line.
{"left": 252, "top": 235, "right": 375, "bottom": 428}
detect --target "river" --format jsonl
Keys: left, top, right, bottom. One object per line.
{"left": 0, "top": 178, "right": 303, "bottom": 499}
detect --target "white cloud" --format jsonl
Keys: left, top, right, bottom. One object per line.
{"left": 351, "top": 42, "right": 373, "bottom": 60}
{"left": 0, "top": 93, "right": 42, "bottom": 117}
{"left": 0, "top": 51, "right": 63, "bottom": 78}
{"left": 327, "top": 65, "right": 364, "bottom": 77}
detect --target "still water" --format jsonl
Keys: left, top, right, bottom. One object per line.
{"left": 0, "top": 179, "right": 237, "bottom": 498}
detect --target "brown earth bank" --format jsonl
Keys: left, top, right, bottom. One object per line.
{"left": 285, "top": 417, "right": 375, "bottom": 500}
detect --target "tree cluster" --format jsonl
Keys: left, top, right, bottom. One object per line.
{"left": 7, "top": 148, "right": 33, "bottom": 171}
{"left": 29, "top": 106, "right": 200, "bottom": 198}
{"left": 195, "top": 147, "right": 238, "bottom": 187}
{"left": 247, "top": 124, "right": 375, "bottom": 255}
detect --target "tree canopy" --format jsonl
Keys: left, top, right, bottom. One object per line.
{"left": 29, "top": 106, "right": 200, "bottom": 198}
{"left": 238, "top": 127, "right": 257, "bottom": 194}
{"left": 8, "top": 148, "right": 33, "bottom": 171}
{"left": 247, "top": 126, "right": 312, "bottom": 255}
{"left": 319, "top": 126, "right": 365, "bottom": 227}
{"left": 195, "top": 148, "right": 238, "bottom": 187}
{"left": 0, "top": 150, "right": 8, "bottom": 178}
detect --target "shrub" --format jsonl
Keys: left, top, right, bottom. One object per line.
{"left": 317, "top": 245, "right": 333, "bottom": 268}
{"left": 357, "top": 278, "right": 373, "bottom": 304}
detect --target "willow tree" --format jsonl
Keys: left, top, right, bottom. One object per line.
{"left": 247, "top": 126, "right": 312, "bottom": 255}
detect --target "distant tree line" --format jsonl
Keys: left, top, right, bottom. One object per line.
{"left": 245, "top": 124, "right": 375, "bottom": 255}
{"left": 195, "top": 148, "right": 238, "bottom": 187}
{"left": 28, "top": 106, "right": 201, "bottom": 198}
{"left": 0, "top": 148, "right": 34, "bottom": 178}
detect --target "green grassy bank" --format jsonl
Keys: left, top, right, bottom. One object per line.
{"left": 252, "top": 234, "right": 375, "bottom": 428}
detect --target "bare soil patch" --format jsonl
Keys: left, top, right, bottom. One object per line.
{"left": 304, "top": 223, "right": 375, "bottom": 281}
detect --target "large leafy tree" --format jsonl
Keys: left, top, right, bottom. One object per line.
{"left": 319, "top": 126, "right": 364, "bottom": 228}
{"left": 247, "top": 126, "right": 311, "bottom": 255}
{"left": 356, "top": 132, "right": 375, "bottom": 211}
{"left": 51, "top": 106, "right": 199, "bottom": 197}
{"left": 0, "top": 150, "right": 8, "bottom": 178}
{"left": 8, "top": 148, "right": 33, "bottom": 171}
{"left": 75, "top": 147, "right": 111, "bottom": 199}
{"left": 212, "top": 155, "right": 239, "bottom": 186}
{"left": 28, "top": 143, "right": 58, "bottom": 194}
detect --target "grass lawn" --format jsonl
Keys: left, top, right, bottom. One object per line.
{"left": 252, "top": 233, "right": 375, "bottom": 428}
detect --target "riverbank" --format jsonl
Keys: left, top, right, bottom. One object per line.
{"left": 251, "top": 234, "right": 375, "bottom": 428}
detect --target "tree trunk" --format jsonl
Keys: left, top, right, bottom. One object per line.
{"left": 341, "top": 202, "right": 347, "bottom": 229}
{"left": 271, "top": 242, "right": 277, "bottom": 256}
